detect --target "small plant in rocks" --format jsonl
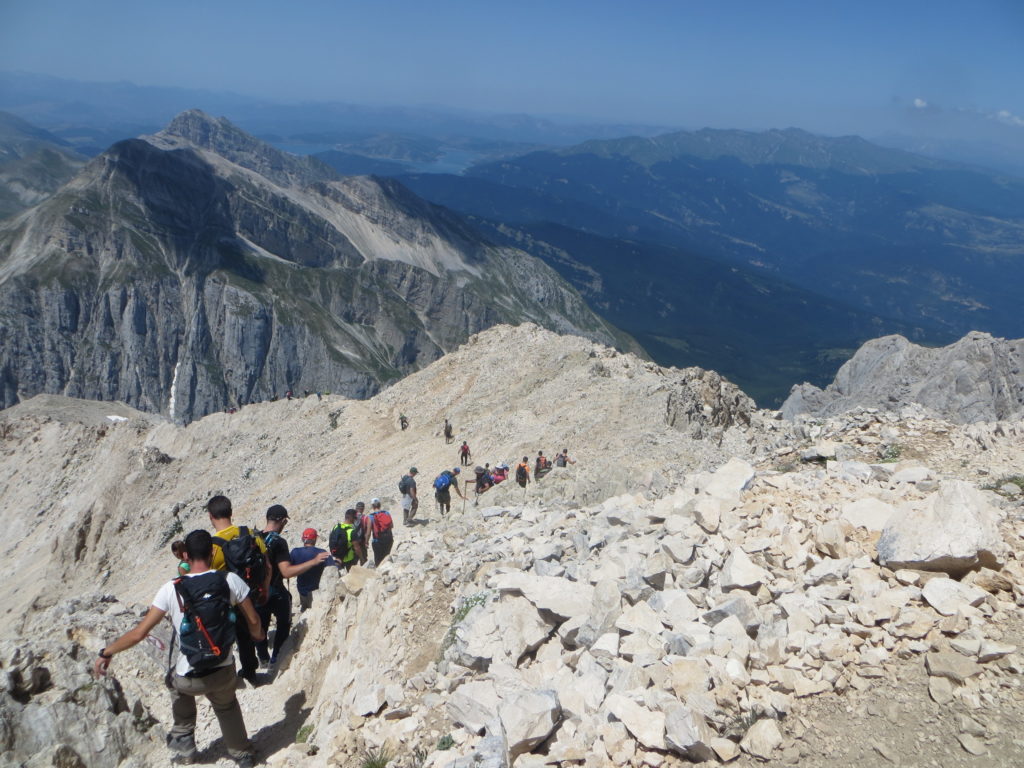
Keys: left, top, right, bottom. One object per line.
{"left": 361, "top": 746, "right": 393, "bottom": 768}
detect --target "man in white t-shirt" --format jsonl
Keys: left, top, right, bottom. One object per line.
{"left": 95, "top": 530, "right": 265, "bottom": 767}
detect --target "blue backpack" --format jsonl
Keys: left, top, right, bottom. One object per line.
{"left": 434, "top": 472, "right": 452, "bottom": 492}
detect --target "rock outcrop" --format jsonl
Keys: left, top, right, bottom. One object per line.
{"left": 0, "top": 110, "right": 638, "bottom": 423}
{"left": 2, "top": 325, "right": 1023, "bottom": 767}
{"left": 783, "top": 331, "right": 1024, "bottom": 423}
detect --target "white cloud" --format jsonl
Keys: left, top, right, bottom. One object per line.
{"left": 913, "top": 98, "right": 928, "bottom": 109}
{"left": 995, "top": 109, "right": 1024, "bottom": 127}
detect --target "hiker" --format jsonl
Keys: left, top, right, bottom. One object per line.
{"left": 535, "top": 451, "right": 552, "bottom": 480}
{"left": 492, "top": 463, "right": 509, "bottom": 484}
{"left": 365, "top": 498, "right": 395, "bottom": 565}
{"left": 286, "top": 390, "right": 293, "bottom": 401}
{"left": 474, "top": 465, "right": 494, "bottom": 492}
{"left": 399, "top": 467, "right": 419, "bottom": 524}
{"left": 443, "top": 418, "right": 454, "bottom": 444}
{"left": 555, "top": 448, "right": 576, "bottom": 467}
{"left": 95, "top": 529, "right": 263, "bottom": 767}
{"left": 399, "top": 413, "right": 409, "bottom": 430}
{"left": 434, "top": 467, "right": 465, "bottom": 514}
{"left": 352, "top": 502, "right": 369, "bottom": 565}
{"left": 515, "top": 456, "right": 531, "bottom": 488}
{"left": 291, "top": 528, "right": 337, "bottom": 610}
{"left": 327, "top": 511, "right": 360, "bottom": 574}
{"left": 459, "top": 441, "right": 472, "bottom": 466}
{"left": 172, "top": 540, "right": 190, "bottom": 576}
{"left": 208, "top": 495, "right": 270, "bottom": 685}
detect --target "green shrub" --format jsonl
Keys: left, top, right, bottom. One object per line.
{"left": 438, "top": 591, "right": 491, "bottom": 662}
{"left": 361, "top": 746, "right": 393, "bottom": 768}
{"left": 436, "top": 734, "right": 455, "bottom": 751}
{"left": 878, "top": 443, "right": 902, "bottom": 463}
{"left": 296, "top": 724, "right": 314, "bottom": 743}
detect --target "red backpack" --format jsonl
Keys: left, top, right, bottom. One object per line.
{"left": 370, "top": 510, "right": 394, "bottom": 537}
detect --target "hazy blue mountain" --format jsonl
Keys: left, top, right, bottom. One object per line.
{"left": 314, "top": 150, "right": 411, "bottom": 176}
{"left": 449, "top": 216, "right": 938, "bottom": 404}
{"left": 0, "top": 71, "right": 669, "bottom": 153}
{"left": 460, "top": 128, "right": 1024, "bottom": 339}
{"left": 0, "top": 111, "right": 86, "bottom": 218}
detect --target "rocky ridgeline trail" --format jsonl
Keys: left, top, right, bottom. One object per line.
{"left": 1, "top": 324, "right": 1023, "bottom": 767}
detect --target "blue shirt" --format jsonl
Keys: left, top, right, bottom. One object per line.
{"left": 289, "top": 546, "right": 336, "bottom": 595}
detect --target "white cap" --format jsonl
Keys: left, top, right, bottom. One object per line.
{"left": 371, "top": 497, "right": 381, "bottom": 505}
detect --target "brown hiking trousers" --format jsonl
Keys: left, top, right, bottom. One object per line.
{"left": 170, "top": 664, "right": 252, "bottom": 758}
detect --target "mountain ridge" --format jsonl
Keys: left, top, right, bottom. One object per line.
{"left": 0, "top": 110, "right": 638, "bottom": 422}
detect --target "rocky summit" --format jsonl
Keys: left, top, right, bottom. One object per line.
{"left": 783, "top": 331, "right": 1024, "bottom": 424}
{"left": 2, "top": 324, "right": 1024, "bottom": 768}
{"left": 0, "top": 110, "right": 634, "bottom": 424}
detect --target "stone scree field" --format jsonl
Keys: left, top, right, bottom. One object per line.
{"left": 1, "top": 324, "right": 1023, "bottom": 768}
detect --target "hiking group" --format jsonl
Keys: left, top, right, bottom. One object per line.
{"left": 94, "top": 493, "right": 397, "bottom": 766}
{"left": 92, "top": 436, "right": 574, "bottom": 765}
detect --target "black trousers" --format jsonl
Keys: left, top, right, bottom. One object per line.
{"left": 256, "top": 590, "right": 292, "bottom": 659}
{"left": 372, "top": 533, "right": 394, "bottom": 565}
{"left": 234, "top": 618, "right": 258, "bottom": 677}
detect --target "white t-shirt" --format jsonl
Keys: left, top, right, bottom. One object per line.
{"left": 152, "top": 570, "right": 250, "bottom": 676}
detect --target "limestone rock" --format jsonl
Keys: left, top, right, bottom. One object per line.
{"left": 448, "top": 680, "right": 501, "bottom": 735}
{"left": 663, "top": 702, "right": 716, "bottom": 760}
{"left": 703, "top": 458, "right": 755, "bottom": 504}
{"left": 920, "top": 577, "right": 988, "bottom": 616}
{"left": 740, "top": 718, "right": 783, "bottom": 759}
{"left": 498, "top": 689, "right": 561, "bottom": 758}
{"left": 841, "top": 498, "right": 895, "bottom": 532}
{"left": 341, "top": 565, "right": 377, "bottom": 596}
{"left": 492, "top": 573, "right": 595, "bottom": 621}
{"left": 780, "top": 332, "right": 1024, "bottom": 423}
{"left": 876, "top": 481, "right": 1007, "bottom": 575}
{"left": 720, "top": 548, "right": 768, "bottom": 592}
{"left": 925, "top": 652, "right": 983, "bottom": 683}
{"left": 605, "top": 693, "right": 666, "bottom": 750}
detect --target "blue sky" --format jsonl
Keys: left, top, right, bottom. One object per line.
{"left": 1, "top": 0, "right": 1022, "bottom": 134}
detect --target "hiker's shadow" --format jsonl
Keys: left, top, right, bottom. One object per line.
{"left": 252, "top": 691, "right": 310, "bottom": 759}
{"left": 199, "top": 691, "right": 310, "bottom": 763}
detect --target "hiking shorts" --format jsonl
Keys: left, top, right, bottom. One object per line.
{"left": 401, "top": 493, "right": 414, "bottom": 511}
{"left": 435, "top": 489, "right": 451, "bottom": 505}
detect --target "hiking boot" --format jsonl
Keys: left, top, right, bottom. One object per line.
{"left": 233, "top": 752, "right": 258, "bottom": 768}
{"left": 238, "top": 669, "right": 262, "bottom": 687}
{"left": 166, "top": 732, "right": 198, "bottom": 762}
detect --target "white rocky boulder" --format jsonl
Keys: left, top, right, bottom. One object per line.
{"left": 605, "top": 693, "right": 667, "bottom": 750}
{"left": 876, "top": 481, "right": 1006, "bottom": 575}
{"left": 447, "top": 680, "right": 501, "bottom": 735}
{"left": 720, "top": 548, "right": 769, "bottom": 592}
{"left": 498, "top": 689, "right": 561, "bottom": 758}
{"left": 841, "top": 497, "right": 895, "bottom": 532}
{"left": 921, "top": 577, "right": 988, "bottom": 616}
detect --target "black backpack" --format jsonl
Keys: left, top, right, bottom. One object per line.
{"left": 398, "top": 474, "right": 414, "bottom": 494}
{"left": 516, "top": 464, "right": 528, "bottom": 483}
{"left": 173, "top": 572, "right": 236, "bottom": 672}
{"left": 213, "top": 526, "right": 267, "bottom": 602}
{"left": 329, "top": 523, "right": 354, "bottom": 561}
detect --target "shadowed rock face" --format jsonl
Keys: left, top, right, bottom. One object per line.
{"left": 0, "top": 111, "right": 638, "bottom": 422}
{"left": 782, "top": 331, "right": 1024, "bottom": 423}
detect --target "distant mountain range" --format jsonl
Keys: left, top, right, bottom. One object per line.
{"left": 0, "top": 71, "right": 669, "bottom": 156}
{"left": 399, "top": 127, "right": 1024, "bottom": 402}
{"left": 0, "top": 110, "right": 633, "bottom": 422}
{"left": 0, "top": 110, "right": 85, "bottom": 218}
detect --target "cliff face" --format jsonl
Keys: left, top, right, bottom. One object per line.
{"left": 0, "top": 111, "right": 638, "bottom": 422}
{"left": 782, "top": 331, "right": 1024, "bottom": 423}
